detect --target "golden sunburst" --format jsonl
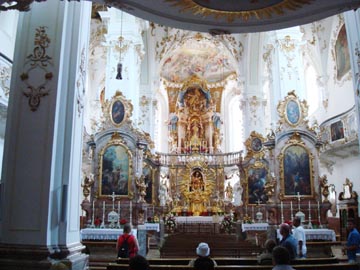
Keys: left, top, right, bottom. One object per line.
{"left": 165, "top": 0, "right": 313, "bottom": 23}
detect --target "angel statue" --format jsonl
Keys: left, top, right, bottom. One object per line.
{"left": 136, "top": 175, "right": 147, "bottom": 203}
{"left": 264, "top": 176, "right": 276, "bottom": 203}
{"left": 81, "top": 173, "right": 94, "bottom": 200}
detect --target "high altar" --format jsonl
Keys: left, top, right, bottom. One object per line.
{"left": 80, "top": 77, "right": 334, "bottom": 229}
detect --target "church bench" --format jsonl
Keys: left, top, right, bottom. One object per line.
{"left": 107, "top": 262, "right": 358, "bottom": 270}
{"left": 115, "top": 257, "right": 339, "bottom": 266}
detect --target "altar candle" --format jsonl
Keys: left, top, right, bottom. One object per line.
{"left": 92, "top": 200, "right": 95, "bottom": 210}
{"left": 308, "top": 200, "right": 311, "bottom": 211}
{"left": 252, "top": 206, "right": 254, "bottom": 220}
{"left": 290, "top": 201, "right": 293, "bottom": 218}
{"left": 103, "top": 201, "right": 105, "bottom": 211}
{"left": 118, "top": 201, "right": 120, "bottom": 214}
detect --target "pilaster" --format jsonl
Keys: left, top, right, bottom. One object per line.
{"left": 0, "top": 1, "right": 91, "bottom": 269}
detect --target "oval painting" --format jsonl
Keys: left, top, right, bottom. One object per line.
{"left": 111, "top": 100, "right": 125, "bottom": 125}
{"left": 286, "top": 100, "right": 300, "bottom": 125}
{"left": 251, "top": 137, "right": 262, "bottom": 152}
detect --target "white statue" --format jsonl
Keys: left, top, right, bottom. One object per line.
{"left": 233, "top": 179, "right": 243, "bottom": 206}
{"left": 159, "top": 179, "right": 168, "bottom": 206}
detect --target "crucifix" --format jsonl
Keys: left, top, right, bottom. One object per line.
{"left": 296, "top": 192, "right": 301, "bottom": 211}
{"left": 257, "top": 199, "right": 261, "bottom": 206}
{"left": 109, "top": 192, "right": 116, "bottom": 211}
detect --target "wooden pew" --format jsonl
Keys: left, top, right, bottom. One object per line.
{"left": 107, "top": 263, "right": 358, "bottom": 270}
{"left": 116, "top": 257, "right": 339, "bottom": 266}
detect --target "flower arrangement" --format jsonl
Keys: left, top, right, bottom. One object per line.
{"left": 119, "top": 218, "right": 128, "bottom": 225}
{"left": 243, "top": 215, "right": 253, "bottom": 224}
{"left": 164, "top": 214, "right": 177, "bottom": 231}
{"left": 220, "top": 215, "right": 234, "bottom": 234}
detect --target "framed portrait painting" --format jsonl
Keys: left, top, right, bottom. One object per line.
{"left": 285, "top": 99, "right": 301, "bottom": 126}
{"left": 281, "top": 144, "right": 313, "bottom": 197}
{"left": 246, "top": 164, "right": 268, "bottom": 205}
{"left": 143, "top": 164, "right": 153, "bottom": 204}
{"left": 99, "top": 143, "right": 131, "bottom": 197}
{"left": 330, "top": 120, "right": 344, "bottom": 142}
{"left": 110, "top": 99, "right": 125, "bottom": 126}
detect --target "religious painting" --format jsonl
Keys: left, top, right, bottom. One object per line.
{"left": 335, "top": 25, "right": 350, "bottom": 81}
{"left": 189, "top": 169, "right": 205, "bottom": 192}
{"left": 99, "top": 143, "right": 131, "bottom": 197}
{"left": 281, "top": 144, "right": 313, "bottom": 197}
{"left": 285, "top": 99, "right": 301, "bottom": 126}
{"left": 110, "top": 99, "right": 125, "bottom": 126}
{"left": 246, "top": 162, "right": 268, "bottom": 205}
{"left": 0, "top": 53, "right": 12, "bottom": 99}
{"left": 330, "top": 120, "right": 344, "bottom": 142}
{"left": 143, "top": 164, "right": 153, "bottom": 204}
{"left": 251, "top": 137, "right": 263, "bottom": 152}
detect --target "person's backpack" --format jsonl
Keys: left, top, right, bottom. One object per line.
{"left": 118, "top": 235, "right": 130, "bottom": 258}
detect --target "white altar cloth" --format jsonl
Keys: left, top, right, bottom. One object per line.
{"left": 138, "top": 223, "right": 160, "bottom": 232}
{"left": 80, "top": 228, "right": 137, "bottom": 241}
{"left": 175, "top": 216, "right": 223, "bottom": 223}
{"left": 242, "top": 223, "right": 269, "bottom": 231}
{"left": 277, "top": 228, "right": 336, "bottom": 241}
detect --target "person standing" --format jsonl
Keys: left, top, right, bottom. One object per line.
{"left": 342, "top": 219, "right": 360, "bottom": 263}
{"left": 116, "top": 223, "right": 139, "bottom": 258}
{"left": 279, "top": 223, "right": 297, "bottom": 260}
{"left": 292, "top": 217, "right": 306, "bottom": 259}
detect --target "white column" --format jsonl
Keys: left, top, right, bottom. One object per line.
{"left": 0, "top": 1, "right": 91, "bottom": 269}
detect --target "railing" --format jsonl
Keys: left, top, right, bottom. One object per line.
{"left": 154, "top": 150, "right": 243, "bottom": 167}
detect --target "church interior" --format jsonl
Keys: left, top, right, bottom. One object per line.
{"left": 0, "top": 1, "right": 360, "bottom": 270}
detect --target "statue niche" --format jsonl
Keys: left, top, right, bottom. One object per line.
{"left": 168, "top": 75, "right": 222, "bottom": 154}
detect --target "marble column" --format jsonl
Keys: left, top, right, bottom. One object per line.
{"left": 0, "top": 1, "right": 91, "bottom": 269}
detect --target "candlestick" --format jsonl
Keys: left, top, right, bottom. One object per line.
{"left": 130, "top": 200, "right": 133, "bottom": 225}
{"left": 297, "top": 192, "right": 301, "bottom": 211}
{"left": 317, "top": 201, "right": 321, "bottom": 227}
{"left": 100, "top": 201, "right": 105, "bottom": 228}
{"left": 308, "top": 200, "right": 312, "bottom": 228}
{"left": 281, "top": 201, "right": 284, "bottom": 223}
{"left": 290, "top": 201, "right": 293, "bottom": 220}
{"left": 90, "top": 200, "right": 95, "bottom": 228}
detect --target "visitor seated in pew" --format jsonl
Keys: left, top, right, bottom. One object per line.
{"left": 272, "top": 246, "right": 296, "bottom": 270}
{"left": 258, "top": 239, "right": 277, "bottom": 265}
{"left": 188, "top": 242, "right": 217, "bottom": 267}
{"left": 129, "top": 255, "right": 150, "bottom": 270}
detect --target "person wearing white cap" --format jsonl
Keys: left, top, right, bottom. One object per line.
{"left": 188, "top": 242, "right": 217, "bottom": 268}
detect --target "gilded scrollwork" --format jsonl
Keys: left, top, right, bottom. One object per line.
{"left": 244, "top": 131, "right": 266, "bottom": 160}
{"left": 277, "top": 90, "right": 309, "bottom": 128}
{"left": 102, "top": 91, "right": 133, "bottom": 128}
{"left": 21, "top": 26, "right": 53, "bottom": 111}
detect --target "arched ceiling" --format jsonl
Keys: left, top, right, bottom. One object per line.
{"left": 97, "top": 0, "right": 360, "bottom": 34}
{"left": 2, "top": 1, "right": 359, "bottom": 33}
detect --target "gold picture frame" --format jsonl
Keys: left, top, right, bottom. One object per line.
{"left": 103, "top": 91, "right": 133, "bottom": 128}
{"left": 245, "top": 160, "right": 269, "bottom": 205}
{"left": 278, "top": 133, "right": 314, "bottom": 199}
{"left": 98, "top": 132, "right": 133, "bottom": 198}
{"left": 277, "top": 90, "right": 308, "bottom": 127}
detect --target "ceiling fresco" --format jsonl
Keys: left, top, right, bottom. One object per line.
{"left": 160, "top": 37, "right": 237, "bottom": 84}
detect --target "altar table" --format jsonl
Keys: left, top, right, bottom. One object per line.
{"left": 80, "top": 228, "right": 137, "bottom": 241}
{"left": 277, "top": 228, "right": 336, "bottom": 241}
{"left": 242, "top": 223, "right": 269, "bottom": 232}
{"left": 175, "top": 216, "right": 223, "bottom": 223}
